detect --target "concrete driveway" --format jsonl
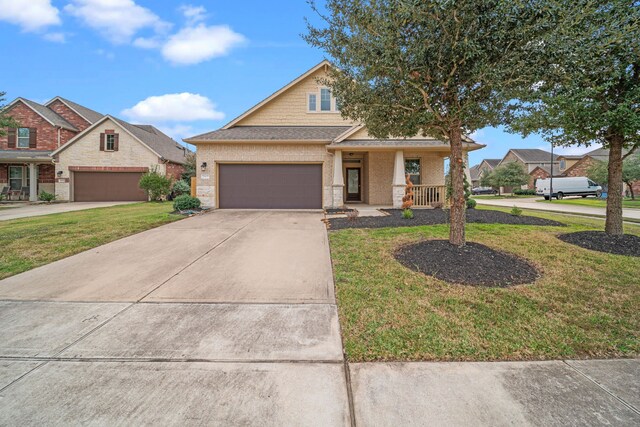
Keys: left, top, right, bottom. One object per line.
{"left": 0, "top": 211, "right": 349, "bottom": 425}
{"left": 0, "top": 201, "right": 136, "bottom": 221}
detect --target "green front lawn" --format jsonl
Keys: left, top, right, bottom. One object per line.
{"left": 539, "top": 197, "right": 640, "bottom": 209}
{"left": 472, "top": 194, "right": 539, "bottom": 199}
{"left": 0, "top": 202, "right": 181, "bottom": 280}
{"left": 329, "top": 209, "right": 639, "bottom": 362}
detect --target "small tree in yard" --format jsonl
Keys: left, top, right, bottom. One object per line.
{"left": 0, "top": 92, "right": 19, "bottom": 136}
{"left": 487, "top": 163, "right": 530, "bottom": 195}
{"left": 305, "top": 0, "right": 551, "bottom": 246}
{"left": 588, "top": 154, "right": 640, "bottom": 200}
{"left": 139, "top": 170, "right": 172, "bottom": 201}
{"left": 506, "top": 0, "right": 640, "bottom": 235}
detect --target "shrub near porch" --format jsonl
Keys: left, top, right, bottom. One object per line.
{"left": 329, "top": 209, "right": 640, "bottom": 361}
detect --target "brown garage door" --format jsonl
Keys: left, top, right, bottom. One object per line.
{"left": 219, "top": 164, "right": 322, "bottom": 209}
{"left": 74, "top": 172, "right": 147, "bottom": 202}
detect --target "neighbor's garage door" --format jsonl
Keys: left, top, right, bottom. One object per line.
{"left": 218, "top": 164, "right": 322, "bottom": 209}
{"left": 74, "top": 172, "right": 147, "bottom": 202}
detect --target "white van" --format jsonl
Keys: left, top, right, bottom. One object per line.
{"left": 535, "top": 177, "right": 602, "bottom": 200}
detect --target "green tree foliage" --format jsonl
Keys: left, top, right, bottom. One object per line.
{"left": 588, "top": 154, "right": 640, "bottom": 199}
{"left": 180, "top": 151, "right": 197, "bottom": 181}
{"left": 484, "top": 162, "right": 530, "bottom": 194}
{"left": 139, "top": 170, "right": 172, "bottom": 201}
{"left": 172, "top": 179, "right": 191, "bottom": 196}
{"left": 505, "top": 0, "right": 640, "bottom": 234}
{"left": 0, "top": 92, "right": 19, "bottom": 136}
{"left": 305, "top": 0, "right": 550, "bottom": 246}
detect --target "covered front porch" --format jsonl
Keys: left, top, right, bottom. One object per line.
{"left": 329, "top": 148, "right": 450, "bottom": 209}
{"left": 0, "top": 151, "right": 55, "bottom": 202}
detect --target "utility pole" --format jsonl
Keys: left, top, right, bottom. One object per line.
{"left": 549, "top": 142, "right": 554, "bottom": 201}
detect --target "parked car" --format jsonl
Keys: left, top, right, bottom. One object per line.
{"left": 535, "top": 177, "right": 602, "bottom": 200}
{"left": 472, "top": 186, "right": 497, "bottom": 195}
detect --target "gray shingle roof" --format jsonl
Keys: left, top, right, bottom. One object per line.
{"left": 469, "top": 165, "right": 482, "bottom": 181}
{"left": 113, "top": 118, "right": 189, "bottom": 164}
{"left": 18, "top": 98, "right": 78, "bottom": 131}
{"left": 509, "top": 149, "right": 559, "bottom": 163}
{"left": 583, "top": 147, "right": 633, "bottom": 162}
{"left": 53, "top": 97, "right": 103, "bottom": 124}
{"left": 0, "top": 150, "right": 53, "bottom": 161}
{"left": 185, "top": 126, "right": 353, "bottom": 142}
{"left": 482, "top": 159, "right": 501, "bottom": 168}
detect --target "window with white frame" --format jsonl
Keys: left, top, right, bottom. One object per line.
{"left": 559, "top": 159, "right": 566, "bottom": 170}
{"left": 405, "top": 159, "right": 421, "bottom": 185}
{"left": 308, "top": 93, "right": 317, "bottom": 111}
{"left": 320, "top": 88, "right": 332, "bottom": 111}
{"left": 17, "top": 128, "right": 30, "bottom": 148}
{"left": 105, "top": 134, "right": 116, "bottom": 151}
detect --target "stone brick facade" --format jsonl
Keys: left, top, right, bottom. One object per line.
{"left": 0, "top": 101, "right": 77, "bottom": 151}
{"left": 563, "top": 156, "right": 598, "bottom": 178}
{"left": 46, "top": 100, "right": 92, "bottom": 132}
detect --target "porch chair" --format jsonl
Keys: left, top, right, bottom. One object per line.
{"left": 0, "top": 186, "right": 8, "bottom": 201}
{"left": 20, "top": 186, "right": 30, "bottom": 201}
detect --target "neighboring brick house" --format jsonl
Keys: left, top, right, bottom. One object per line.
{"left": 2, "top": 97, "right": 188, "bottom": 202}
{"left": 498, "top": 149, "right": 559, "bottom": 191}
{"left": 186, "top": 60, "right": 485, "bottom": 209}
{"left": 469, "top": 158, "right": 501, "bottom": 187}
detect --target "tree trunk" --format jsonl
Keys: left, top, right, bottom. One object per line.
{"left": 625, "top": 181, "right": 634, "bottom": 200}
{"left": 448, "top": 127, "right": 466, "bottom": 246}
{"left": 605, "top": 135, "right": 624, "bottom": 235}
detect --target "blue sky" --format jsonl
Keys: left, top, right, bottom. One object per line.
{"left": 0, "top": 0, "right": 596, "bottom": 165}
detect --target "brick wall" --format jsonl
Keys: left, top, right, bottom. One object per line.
{"left": 0, "top": 101, "right": 77, "bottom": 151}
{"left": 0, "top": 164, "right": 6, "bottom": 184}
{"left": 166, "top": 162, "right": 185, "bottom": 180}
{"left": 38, "top": 164, "right": 55, "bottom": 183}
{"left": 47, "top": 100, "right": 92, "bottom": 132}
{"left": 529, "top": 168, "right": 550, "bottom": 189}
{"left": 564, "top": 157, "right": 598, "bottom": 177}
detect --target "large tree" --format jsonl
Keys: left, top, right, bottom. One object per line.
{"left": 506, "top": 0, "right": 640, "bottom": 234}
{"left": 0, "top": 92, "right": 19, "bottom": 136}
{"left": 305, "top": 0, "right": 551, "bottom": 246}
{"left": 484, "top": 162, "right": 530, "bottom": 194}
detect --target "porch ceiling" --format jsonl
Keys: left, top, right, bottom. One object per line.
{"left": 0, "top": 150, "right": 53, "bottom": 163}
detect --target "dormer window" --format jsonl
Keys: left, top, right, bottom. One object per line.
{"left": 308, "top": 87, "right": 339, "bottom": 113}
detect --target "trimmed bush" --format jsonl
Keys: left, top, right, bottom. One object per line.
{"left": 466, "top": 198, "right": 477, "bottom": 209}
{"left": 513, "top": 188, "right": 536, "bottom": 195}
{"left": 39, "top": 191, "right": 56, "bottom": 203}
{"left": 172, "top": 180, "right": 190, "bottom": 196}
{"left": 173, "top": 194, "right": 201, "bottom": 211}
{"left": 402, "top": 208, "right": 414, "bottom": 219}
{"left": 139, "top": 171, "right": 172, "bottom": 201}
{"left": 511, "top": 206, "right": 523, "bottom": 216}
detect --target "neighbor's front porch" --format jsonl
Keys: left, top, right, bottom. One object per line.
{"left": 0, "top": 152, "right": 55, "bottom": 202}
{"left": 329, "top": 148, "right": 450, "bottom": 209}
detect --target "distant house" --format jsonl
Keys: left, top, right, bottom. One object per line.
{"left": 562, "top": 147, "right": 639, "bottom": 196}
{"left": 469, "top": 158, "right": 500, "bottom": 188}
{"left": 1, "top": 97, "right": 188, "bottom": 202}
{"left": 499, "top": 149, "right": 559, "bottom": 190}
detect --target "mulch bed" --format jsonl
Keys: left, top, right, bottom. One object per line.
{"left": 395, "top": 240, "right": 539, "bottom": 287}
{"left": 558, "top": 231, "right": 640, "bottom": 257}
{"left": 328, "top": 208, "right": 563, "bottom": 230}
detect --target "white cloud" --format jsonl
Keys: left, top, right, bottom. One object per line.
{"left": 0, "top": 0, "right": 60, "bottom": 32}
{"left": 161, "top": 24, "right": 245, "bottom": 65}
{"left": 122, "top": 93, "right": 225, "bottom": 122}
{"left": 179, "top": 5, "right": 206, "bottom": 25}
{"left": 64, "top": 0, "right": 170, "bottom": 44}
{"left": 133, "top": 36, "right": 161, "bottom": 49}
{"left": 43, "top": 32, "right": 66, "bottom": 43}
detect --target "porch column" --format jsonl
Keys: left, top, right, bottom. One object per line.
{"left": 332, "top": 150, "right": 345, "bottom": 208}
{"left": 392, "top": 150, "right": 405, "bottom": 208}
{"left": 29, "top": 163, "right": 37, "bottom": 202}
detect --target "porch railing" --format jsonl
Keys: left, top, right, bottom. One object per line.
{"left": 411, "top": 185, "right": 447, "bottom": 208}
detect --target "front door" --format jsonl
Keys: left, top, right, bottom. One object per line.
{"left": 346, "top": 167, "right": 361, "bottom": 201}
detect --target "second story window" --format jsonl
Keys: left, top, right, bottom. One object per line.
{"left": 17, "top": 128, "right": 30, "bottom": 148}
{"left": 308, "top": 94, "right": 317, "bottom": 111}
{"left": 105, "top": 134, "right": 116, "bottom": 151}
{"left": 320, "top": 88, "right": 332, "bottom": 111}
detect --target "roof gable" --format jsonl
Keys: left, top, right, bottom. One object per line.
{"left": 6, "top": 98, "right": 78, "bottom": 131}
{"left": 502, "top": 149, "right": 558, "bottom": 164}
{"left": 45, "top": 97, "right": 103, "bottom": 125}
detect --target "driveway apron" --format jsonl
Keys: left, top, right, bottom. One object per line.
{"left": 0, "top": 210, "right": 350, "bottom": 426}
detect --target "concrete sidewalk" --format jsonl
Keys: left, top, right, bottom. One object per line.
{"left": 0, "top": 201, "right": 135, "bottom": 221}
{"left": 475, "top": 197, "right": 640, "bottom": 221}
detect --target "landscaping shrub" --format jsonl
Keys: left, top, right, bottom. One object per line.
{"left": 511, "top": 206, "right": 523, "bottom": 216}
{"left": 513, "top": 188, "right": 536, "bottom": 195}
{"left": 139, "top": 170, "right": 172, "bottom": 201}
{"left": 38, "top": 191, "right": 56, "bottom": 203}
{"left": 402, "top": 208, "right": 414, "bottom": 219}
{"left": 172, "top": 180, "right": 190, "bottom": 196}
{"left": 173, "top": 194, "right": 201, "bottom": 211}
{"left": 466, "top": 198, "right": 477, "bottom": 209}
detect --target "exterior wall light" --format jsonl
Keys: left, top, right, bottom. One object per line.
{"left": 57, "top": 170, "right": 63, "bottom": 177}
{"left": 200, "top": 162, "right": 208, "bottom": 172}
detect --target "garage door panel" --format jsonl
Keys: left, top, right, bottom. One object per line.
{"left": 74, "top": 172, "right": 147, "bottom": 202}
{"left": 219, "top": 164, "right": 322, "bottom": 209}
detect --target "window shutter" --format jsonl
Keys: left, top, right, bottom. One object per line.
{"left": 99, "top": 133, "right": 105, "bottom": 151}
{"left": 29, "top": 128, "right": 37, "bottom": 148}
{"left": 7, "top": 128, "right": 16, "bottom": 148}
{"left": 113, "top": 133, "right": 119, "bottom": 151}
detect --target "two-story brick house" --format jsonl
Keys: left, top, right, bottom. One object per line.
{"left": 1, "top": 97, "right": 188, "bottom": 202}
